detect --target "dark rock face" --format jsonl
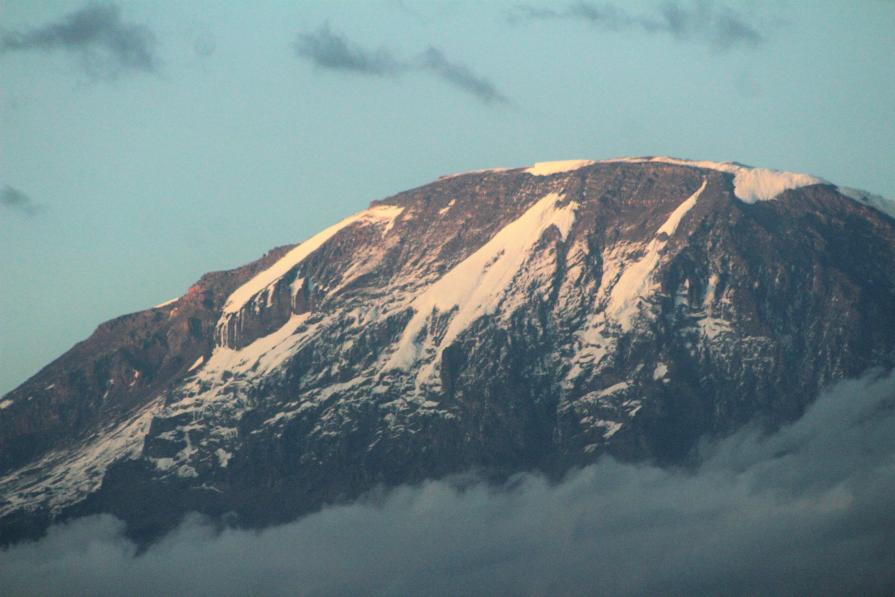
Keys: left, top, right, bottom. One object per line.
{"left": 2, "top": 158, "right": 894, "bottom": 545}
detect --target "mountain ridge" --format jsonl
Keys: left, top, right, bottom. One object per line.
{"left": 2, "top": 157, "right": 894, "bottom": 545}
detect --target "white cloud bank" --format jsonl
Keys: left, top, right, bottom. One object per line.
{"left": 2, "top": 370, "right": 895, "bottom": 596}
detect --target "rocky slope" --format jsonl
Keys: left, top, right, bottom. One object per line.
{"left": 2, "top": 157, "right": 894, "bottom": 544}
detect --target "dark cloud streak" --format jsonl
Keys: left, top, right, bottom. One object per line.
{"left": 419, "top": 47, "right": 508, "bottom": 105}
{"left": 2, "top": 371, "right": 894, "bottom": 595}
{"left": 294, "top": 24, "right": 401, "bottom": 76}
{"left": 512, "top": 1, "right": 765, "bottom": 50}
{"left": 293, "top": 25, "right": 508, "bottom": 105}
{"left": 0, "top": 3, "right": 157, "bottom": 77}
{"left": 1, "top": 186, "right": 41, "bottom": 216}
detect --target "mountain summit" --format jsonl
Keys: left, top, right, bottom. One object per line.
{"left": 3, "top": 157, "right": 894, "bottom": 544}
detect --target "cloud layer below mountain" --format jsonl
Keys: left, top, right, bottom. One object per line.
{"left": 2, "top": 370, "right": 894, "bottom": 596}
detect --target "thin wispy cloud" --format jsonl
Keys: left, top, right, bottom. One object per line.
{"left": 419, "top": 47, "right": 508, "bottom": 105}
{"left": 1, "top": 186, "right": 42, "bottom": 216}
{"left": 294, "top": 24, "right": 401, "bottom": 76}
{"left": 293, "top": 24, "right": 508, "bottom": 105}
{"left": 512, "top": 1, "right": 765, "bottom": 50}
{"left": 0, "top": 3, "right": 157, "bottom": 78}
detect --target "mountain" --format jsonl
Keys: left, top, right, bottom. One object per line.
{"left": 2, "top": 157, "right": 894, "bottom": 545}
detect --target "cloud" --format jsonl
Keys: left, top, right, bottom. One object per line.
{"left": 512, "top": 1, "right": 765, "bottom": 50}
{"left": 2, "top": 370, "right": 894, "bottom": 595}
{"left": 1, "top": 185, "right": 41, "bottom": 216}
{"left": 294, "top": 24, "right": 401, "bottom": 76}
{"left": 293, "top": 25, "right": 507, "bottom": 104}
{"left": 0, "top": 3, "right": 157, "bottom": 77}
{"left": 419, "top": 47, "right": 508, "bottom": 104}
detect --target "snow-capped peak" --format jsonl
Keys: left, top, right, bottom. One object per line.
{"left": 598, "top": 156, "right": 825, "bottom": 202}
{"left": 5, "top": 152, "right": 895, "bottom": 548}
{"left": 525, "top": 160, "right": 596, "bottom": 176}
{"left": 441, "top": 157, "right": 891, "bottom": 220}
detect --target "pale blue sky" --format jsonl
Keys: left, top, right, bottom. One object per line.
{"left": 1, "top": 0, "right": 893, "bottom": 394}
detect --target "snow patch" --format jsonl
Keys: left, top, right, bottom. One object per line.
{"left": 606, "top": 180, "right": 706, "bottom": 330}
{"left": 597, "top": 420, "right": 623, "bottom": 439}
{"left": 563, "top": 328, "right": 613, "bottom": 389}
{"left": 704, "top": 273, "right": 720, "bottom": 306}
{"left": 389, "top": 193, "right": 577, "bottom": 370}
{"left": 151, "top": 457, "right": 175, "bottom": 472}
{"left": 525, "top": 160, "right": 594, "bottom": 176}
{"left": 176, "top": 465, "right": 198, "bottom": 478}
{"left": 601, "top": 156, "right": 822, "bottom": 202}
{"left": 658, "top": 180, "right": 705, "bottom": 236}
{"left": 0, "top": 399, "right": 13, "bottom": 410}
{"left": 187, "top": 355, "right": 205, "bottom": 372}
{"left": 201, "top": 313, "right": 315, "bottom": 386}
{"left": 583, "top": 382, "right": 630, "bottom": 401}
{"left": 653, "top": 363, "right": 668, "bottom": 380}
{"left": 289, "top": 276, "right": 305, "bottom": 306}
{"left": 0, "top": 399, "right": 162, "bottom": 517}
{"left": 625, "top": 400, "right": 643, "bottom": 417}
{"left": 153, "top": 297, "right": 179, "bottom": 309}
{"left": 438, "top": 199, "right": 456, "bottom": 216}
{"left": 221, "top": 204, "right": 404, "bottom": 316}
{"left": 215, "top": 448, "right": 232, "bottom": 468}
{"left": 698, "top": 317, "right": 733, "bottom": 341}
